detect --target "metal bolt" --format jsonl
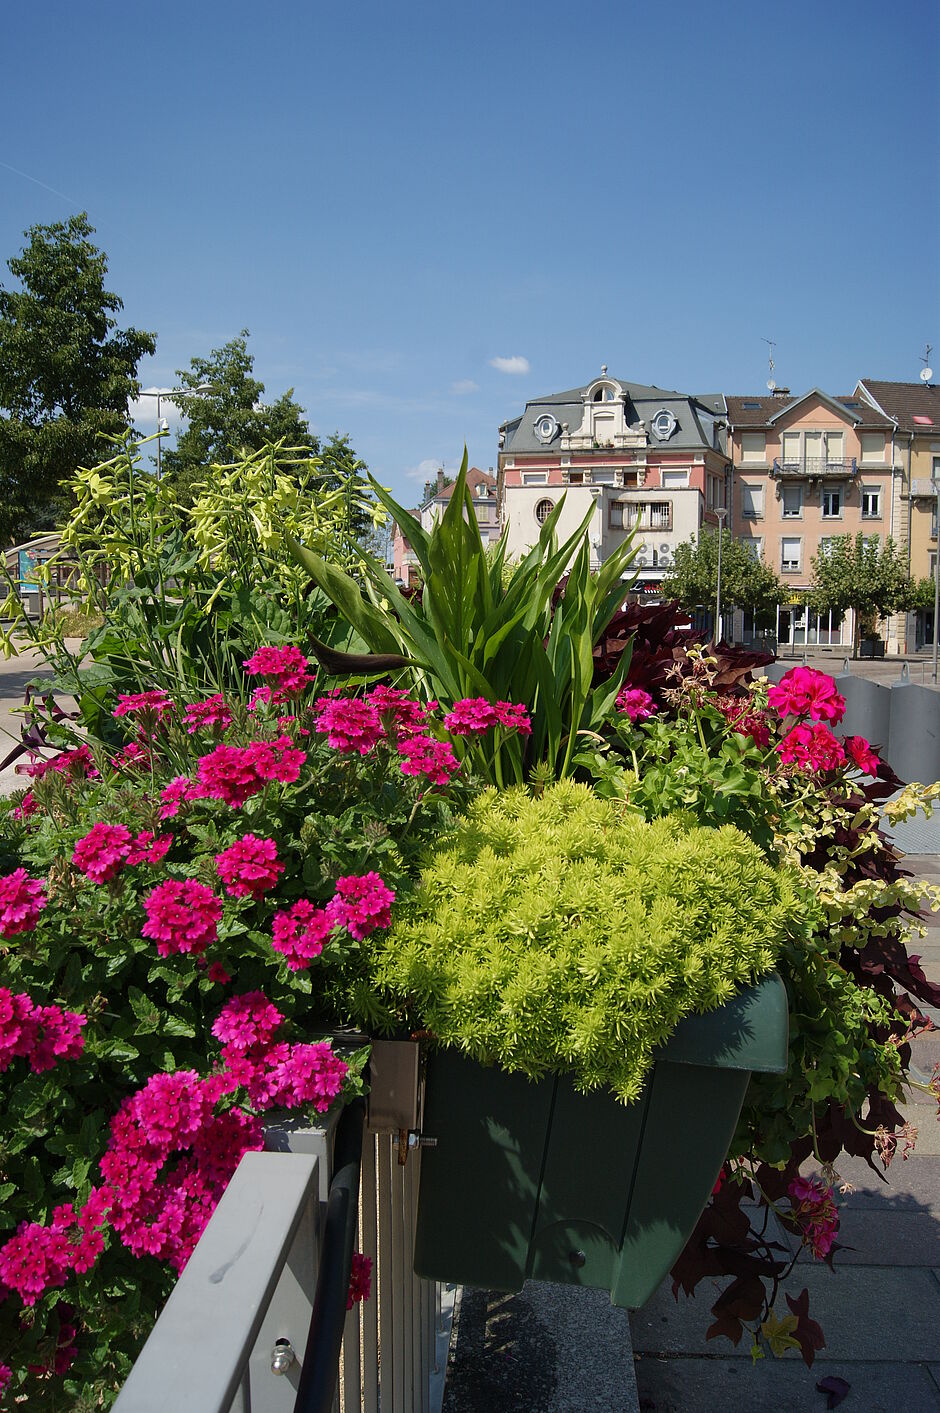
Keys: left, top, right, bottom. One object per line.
{"left": 271, "top": 1338, "right": 296, "bottom": 1375}
{"left": 569, "top": 1249, "right": 586, "bottom": 1268}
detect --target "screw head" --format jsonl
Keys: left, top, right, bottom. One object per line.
{"left": 569, "top": 1249, "right": 586, "bottom": 1268}
{"left": 271, "top": 1338, "right": 296, "bottom": 1375}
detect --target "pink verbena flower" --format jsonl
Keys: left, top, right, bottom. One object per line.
{"left": 142, "top": 880, "right": 223, "bottom": 956}
{"left": 23, "top": 743, "right": 99, "bottom": 781}
{"left": 768, "top": 666, "right": 846, "bottom": 724}
{"left": 195, "top": 737, "right": 305, "bottom": 807}
{"left": 313, "top": 696, "right": 385, "bottom": 754}
{"left": 248, "top": 685, "right": 274, "bottom": 712}
{"left": 0, "top": 1365, "right": 10, "bottom": 1396}
{"left": 0, "top": 989, "right": 85, "bottom": 1073}
{"left": 127, "top": 831, "right": 174, "bottom": 867}
{"left": 271, "top": 900, "right": 336, "bottom": 970}
{"left": 244, "top": 645, "right": 314, "bottom": 696}
{"left": 493, "top": 701, "right": 532, "bottom": 736}
{"left": 0, "top": 870, "right": 47, "bottom": 937}
{"left": 777, "top": 722, "right": 847, "bottom": 773}
{"left": 212, "top": 991, "right": 285, "bottom": 1051}
{"left": 113, "top": 690, "right": 174, "bottom": 722}
{"left": 616, "top": 686, "right": 656, "bottom": 722}
{"left": 442, "top": 698, "right": 499, "bottom": 734}
{"left": 215, "top": 835, "right": 284, "bottom": 899}
{"left": 159, "top": 775, "right": 201, "bottom": 819}
{"left": 844, "top": 734, "right": 880, "bottom": 775}
{"left": 72, "top": 822, "right": 133, "bottom": 883}
{"left": 12, "top": 790, "right": 38, "bottom": 821}
{"left": 328, "top": 873, "right": 395, "bottom": 940}
{"left": 347, "top": 1252, "right": 373, "bottom": 1309}
{"left": 184, "top": 694, "right": 234, "bottom": 734}
{"left": 207, "top": 962, "right": 231, "bottom": 985}
{"left": 114, "top": 741, "right": 153, "bottom": 772}
{"left": 265, "top": 1041, "right": 349, "bottom": 1111}
{"left": 366, "top": 686, "right": 433, "bottom": 738}
{"left": 0, "top": 1221, "right": 73, "bottom": 1305}
{"left": 397, "top": 733, "right": 459, "bottom": 785}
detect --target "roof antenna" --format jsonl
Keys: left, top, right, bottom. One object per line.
{"left": 762, "top": 337, "right": 776, "bottom": 392}
{"left": 920, "top": 344, "right": 934, "bottom": 384}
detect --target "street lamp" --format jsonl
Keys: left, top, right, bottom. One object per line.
{"left": 932, "top": 473, "right": 940, "bottom": 684}
{"left": 136, "top": 383, "right": 215, "bottom": 479}
{"left": 714, "top": 507, "right": 728, "bottom": 646}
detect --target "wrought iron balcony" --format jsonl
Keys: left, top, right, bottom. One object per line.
{"left": 772, "top": 457, "right": 857, "bottom": 479}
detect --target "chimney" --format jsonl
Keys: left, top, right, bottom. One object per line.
{"left": 772, "top": 386, "right": 791, "bottom": 399}
{"left": 436, "top": 468, "right": 446, "bottom": 492}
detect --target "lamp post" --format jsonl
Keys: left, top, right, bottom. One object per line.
{"left": 137, "top": 383, "right": 215, "bottom": 479}
{"left": 714, "top": 507, "right": 728, "bottom": 646}
{"left": 933, "top": 474, "right": 940, "bottom": 684}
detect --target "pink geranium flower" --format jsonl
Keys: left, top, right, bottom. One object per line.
{"left": 141, "top": 879, "right": 223, "bottom": 956}
{"left": 0, "top": 870, "right": 47, "bottom": 937}
{"left": 616, "top": 686, "right": 656, "bottom": 722}
{"left": 844, "top": 735, "right": 880, "bottom": 775}
{"left": 777, "top": 722, "right": 847, "bottom": 773}
{"left": 215, "top": 835, "right": 284, "bottom": 899}
{"left": 768, "top": 667, "right": 846, "bottom": 724}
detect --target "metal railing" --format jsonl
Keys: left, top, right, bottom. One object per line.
{"left": 772, "top": 457, "right": 857, "bottom": 477}
{"left": 114, "top": 1103, "right": 453, "bottom": 1413}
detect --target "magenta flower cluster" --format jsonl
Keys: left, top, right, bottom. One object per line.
{"left": 195, "top": 735, "right": 306, "bottom": 807}
{"left": 442, "top": 697, "right": 532, "bottom": 736}
{"left": 183, "top": 694, "right": 234, "bottom": 735}
{"left": 787, "top": 1174, "right": 839, "bottom": 1259}
{"left": 0, "top": 869, "right": 47, "bottom": 938}
{"left": 112, "top": 690, "right": 174, "bottom": 722}
{"left": 313, "top": 695, "right": 385, "bottom": 754}
{"left": 270, "top": 873, "right": 395, "bottom": 971}
{"left": 244, "top": 645, "right": 314, "bottom": 700}
{"left": 141, "top": 879, "right": 224, "bottom": 957}
{"left": 72, "top": 823, "right": 172, "bottom": 884}
{"left": 23, "top": 743, "right": 98, "bottom": 782}
{"left": 216, "top": 834, "right": 284, "bottom": 900}
{"left": 616, "top": 686, "right": 656, "bottom": 723}
{"left": 0, "top": 988, "right": 85, "bottom": 1075}
{"left": 768, "top": 667, "right": 846, "bottom": 724}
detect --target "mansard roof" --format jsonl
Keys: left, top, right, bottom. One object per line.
{"left": 499, "top": 377, "right": 726, "bottom": 455}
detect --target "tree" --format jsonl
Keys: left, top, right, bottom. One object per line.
{"left": 662, "top": 529, "right": 787, "bottom": 627}
{"left": 315, "top": 431, "right": 378, "bottom": 549}
{"left": 0, "top": 213, "right": 156, "bottom": 544}
{"left": 159, "top": 331, "right": 318, "bottom": 505}
{"left": 810, "top": 532, "right": 914, "bottom": 657}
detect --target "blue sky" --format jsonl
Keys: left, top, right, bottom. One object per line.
{"left": 1, "top": 0, "right": 937, "bottom": 504}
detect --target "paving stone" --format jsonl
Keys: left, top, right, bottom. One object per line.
{"left": 633, "top": 1356, "right": 940, "bottom": 1412}
{"left": 444, "top": 1282, "right": 639, "bottom": 1412}
{"left": 793, "top": 1207, "right": 940, "bottom": 1265}
{"left": 630, "top": 1266, "right": 940, "bottom": 1362}
{"left": 832, "top": 1155, "right": 940, "bottom": 1213}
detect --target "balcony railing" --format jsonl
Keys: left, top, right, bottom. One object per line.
{"left": 772, "top": 458, "right": 857, "bottom": 478}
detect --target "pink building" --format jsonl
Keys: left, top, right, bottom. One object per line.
{"left": 392, "top": 466, "right": 498, "bottom": 588}
{"left": 497, "top": 372, "right": 730, "bottom": 593}
{"left": 726, "top": 389, "right": 898, "bottom": 651}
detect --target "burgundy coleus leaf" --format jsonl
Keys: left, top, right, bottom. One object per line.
{"left": 816, "top": 1375, "right": 851, "bottom": 1408}
{"left": 785, "top": 1287, "right": 825, "bottom": 1368}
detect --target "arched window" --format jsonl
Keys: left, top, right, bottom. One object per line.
{"left": 592, "top": 385, "right": 615, "bottom": 403}
{"left": 535, "top": 498, "right": 555, "bottom": 525}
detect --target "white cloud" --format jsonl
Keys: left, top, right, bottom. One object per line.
{"left": 127, "top": 387, "right": 187, "bottom": 432}
{"left": 490, "top": 355, "right": 530, "bottom": 375}
{"left": 450, "top": 378, "right": 480, "bottom": 395}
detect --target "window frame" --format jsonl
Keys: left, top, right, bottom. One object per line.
{"left": 781, "top": 536, "right": 803, "bottom": 572}
{"left": 860, "top": 485, "right": 882, "bottom": 519}
{"left": 781, "top": 483, "right": 804, "bottom": 519}
{"left": 821, "top": 486, "right": 843, "bottom": 519}
{"left": 740, "top": 482, "right": 764, "bottom": 519}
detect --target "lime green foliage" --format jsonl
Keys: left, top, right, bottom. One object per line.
{"left": 366, "top": 781, "right": 804, "bottom": 1101}
{"left": 289, "top": 452, "right": 640, "bottom": 783}
{"left": 0, "top": 436, "right": 385, "bottom": 716}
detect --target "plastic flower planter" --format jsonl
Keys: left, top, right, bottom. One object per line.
{"left": 412, "top": 973, "right": 788, "bottom": 1308}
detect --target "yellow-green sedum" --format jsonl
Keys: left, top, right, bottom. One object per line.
{"left": 369, "top": 780, "right": 809, "bottom": 1102}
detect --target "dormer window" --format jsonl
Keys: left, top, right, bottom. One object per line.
{"left": 651, "top": 409, "right": 678, "bottom": 442}
{"left": 534, "top": 413, "right": 559, "bottom": 444}
{"left": 593, "top": 385, "right": 616, "bottom": 402}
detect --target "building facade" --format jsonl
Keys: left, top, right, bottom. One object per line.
{"left": 392, "top": 466, "right": 498, "bottom": 587}
{"left": 726, "top": 388, "right": 898, "bottom": 651}
{"left": 857, "top": 379, "right": 940, "bottom": 651}
{"left": 497, "top": 372, "right": 730, "bottom": 591}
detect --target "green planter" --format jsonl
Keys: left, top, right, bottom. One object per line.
{"left": 413, "top": 973, "right": 788, "bottom": 1308}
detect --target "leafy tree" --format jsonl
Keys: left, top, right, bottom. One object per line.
{"left": 316, "top": 431, "right": 378, "bottom": 549}
{"left": 160, "top": 331, "right": 318, "bottom": 505}
{"left": 0, "top": 213, "right": 156, "bottom": 544}
{"left": 909, "top": 575, "right": 938, "bottom": 612}
{"left": 810, "top": 532, "right": 914, "bottom": 657}
{"left": 662, "top": 529, "right": 786, "bottom": 627}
